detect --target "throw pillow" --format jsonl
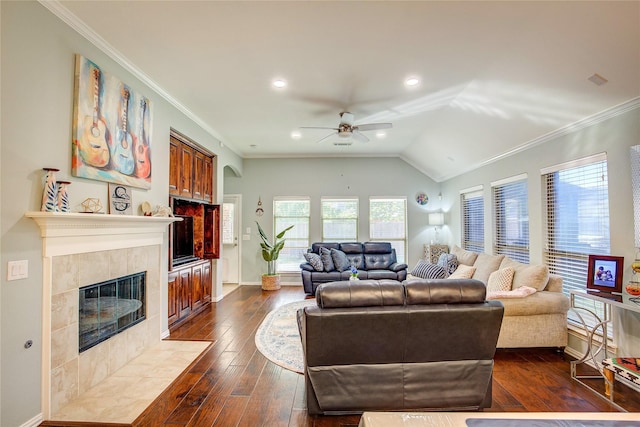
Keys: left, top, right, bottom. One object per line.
{"left": 411, "top": 259, "right": 447, "bottom": 279}
{"left": 330, "top": 248, "right": 351, "bottom": 272}
{"left": 437, "top": 253, "right": 459, "bottom": 276}
{"left": 486, "top": 267, "right": 515, "bottom": 293}
{"left": 447, "top": 264, "right": 476, "bottom": 279}
{"left": 451, "top": 245, "right": 479, "bottom": 266}
{"left": 487, "top": 286, "right": 537, "bottom": 300}
{"left": 319, "top": 247, "right": 335, "bottom": 272}
{"left": 472, "top": 253, "right": 505, "bottom": 284}
{"left": 303, "top": 253, "right": 324, "bottom": 272}
{"left": 501, "top": 257, "right": 550, "bottom": 291}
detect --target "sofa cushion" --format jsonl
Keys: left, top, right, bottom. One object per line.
{"left": 311, "top": 242, "right": 340, "bottom": 254}
{"left": 437, "top": 253, "right": 458, "bottom": 275}
{"left": 500, "top": 257, "right": 549, "bottom": 291}
{"left": 320, "top": 247, "right": 335, "bottom": 272}
{"left": 340, "top": 242, "right": 364, "bottom": 254}
{"left": 451, "top": 245, "right": 479, "bottom": 266}
{"left": 411, "top": 259, "right": 447, "bottom": 279}
{"left": 486, "top": 267, "right": 515, "bottom": 293}
{"left": 404, "top": 279, "right": 487, "bottom": 304}
{"left": 315, "top": 280, "right": 404, "bottom": 308}
{"left": 363, "top": 241, "right": 393, "bottom": 254}
{"left": 304, "top": 253, "right": 324, "bottom": 272}
{"left": 365, "top": 253, "right": 394, "bottom": 270}
{"left": 448, "top": 264, "right": 476, "bottom": 279}
{"left": 330, "top": 248, "right": 351, "bottom": 272}
{"left": 498, "top": 290, "right": 569, "bottom": 316}
{"left": 472, "top": 253, "right": 505, "bottom": 284}
{"left": 487, "top": 286, "right": 536, "bottom": 300}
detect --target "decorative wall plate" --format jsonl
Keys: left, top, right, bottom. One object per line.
{"left": 415, "top": 192, "right": 429, "bottom": 206}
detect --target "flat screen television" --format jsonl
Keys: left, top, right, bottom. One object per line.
{"left": 172, "top": 215, "right": 197, "bottom": 266}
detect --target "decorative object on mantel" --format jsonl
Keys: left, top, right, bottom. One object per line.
{"left": 152, "top": 205, "right": 173, "bottom": 217}
{"left": 41, "top": 168, "right": 60, "bottom": 212}
{"left": 80, "top": 198, "right": 104, "bottom": 214}
{"left": 108, "top": 183, "right": 132, "bottom": 215}
{"left": 415, "top": 191, "right": 429, "bottom": 206}
{"left": 56, "top": 181, "right": 72, "bottom": 213}
{"left": 140, "top": 201, "right": 153, "bottom": 216}
{"left": 255, "top": 196, "right": 264, "bottom": 217}
{"left": 72, "top": 54, "right": 153, "bottom": 190}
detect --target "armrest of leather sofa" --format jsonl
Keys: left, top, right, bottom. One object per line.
{"left": 389, "top": 262, "right": 408, "bottom": 272}
{"left": 300, "top": 263, "right": 315, "bottom": 272}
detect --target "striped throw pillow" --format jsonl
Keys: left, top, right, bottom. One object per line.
{"left": 411, "top": 259, "right": 447, "bottom": 279}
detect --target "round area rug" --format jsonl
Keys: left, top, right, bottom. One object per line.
{"left": 255, "top": 299, "right": 316, "bottom": 374}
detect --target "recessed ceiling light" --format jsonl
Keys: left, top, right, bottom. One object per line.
{"left": 376, "top": 131, "right": 386, "bottom": 139}
{"left": 405, "top": 77, "right": 420, "bottom": 87}
{"left": 290, "top": 130, "right": 302, "bottom": 140}
{"left": 272, "top": 79, "right": 287, "bottom": 88}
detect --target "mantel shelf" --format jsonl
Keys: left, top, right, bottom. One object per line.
{"left": 25, "top": 211, "right": 179, "bottom": 238}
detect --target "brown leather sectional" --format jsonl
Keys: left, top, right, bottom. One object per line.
{"left": 297, "top": 279, "right": 504, "bottom": 415}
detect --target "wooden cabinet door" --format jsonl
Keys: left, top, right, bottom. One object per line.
{"left": 191, "top": 262, "right": 204, "bottom": 311}
{"left": 179, "top": 143, "right": 194, "bottom": 199}
{"left": 169, "top": 137, "right": 181, "bottom": 196}
{"left": 204, "top": 204, "right": 220, "bottom": 259}
{"left": 192, "top": 150, "right": 205, "bottom": 200}
{"left": 203, "top": 156, "right": 213, "bottom": 203}
{"left": 202, "top": 260, "right": 212, "bottom": 303}
{"left": 178, "top": 267, "right": 192, "bottom": 319}
{"left": 167, "top": 271, "right": 179, "bottom": 325}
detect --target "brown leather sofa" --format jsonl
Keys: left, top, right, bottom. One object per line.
{"left": 297, "top": 279, "right": 504, "bottom": 415}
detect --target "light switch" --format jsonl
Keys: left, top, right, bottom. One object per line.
{"left": 7, "top": 260, "right": 28, "bottom": 281}
{"left": 246, "top": 227, "right": 251, "bottom": 234}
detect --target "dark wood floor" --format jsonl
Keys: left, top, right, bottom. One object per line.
{"left": 45, "top": 285, "right": 640, "bottom": 427}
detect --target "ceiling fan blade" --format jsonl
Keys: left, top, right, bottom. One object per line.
{"left": 355, "top": 123, "right": 393, "bottom": 132}
{"left": 339, "top": 112, "right": 355, "bottom": 126}
{"left": 316, "top": 132, "right": 338, "bottom": 143}
{"left": 352, "top": 131, "right": 369, "bottom": 143}
{"left": 300, "top": 126, "right": 339, "bottom": 131}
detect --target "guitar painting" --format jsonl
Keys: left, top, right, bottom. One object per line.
{"left": 133, "top": 98, "right": 151, "bottom": 179}
{"left": 78, "top": 67, "right": 110, "bottom": 168}
{"left": 72, "top": 55, "right": 152, "bottom": 189}
{"left": 111, "top": 86, "right": 135, "bottom": 175}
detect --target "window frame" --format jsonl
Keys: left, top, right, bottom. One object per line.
{"left": 321, "top": 197, "right": 359, "bottom": 242}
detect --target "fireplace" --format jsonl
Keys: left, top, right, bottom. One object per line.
{"left": 79, "top": 272, "right": 146, "bottom": 352}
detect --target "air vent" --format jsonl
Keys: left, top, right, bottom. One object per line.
{"left": 333, "top": 142, "right": 353, "bottom": 146}
{"left": 588, "top": 73, "right": 608, "bottom": 86}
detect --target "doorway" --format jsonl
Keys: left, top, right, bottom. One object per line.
{"left": 222, "top": 194, "right": 241, "bottom": 295}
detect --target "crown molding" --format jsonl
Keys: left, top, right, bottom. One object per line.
{"left": 38, "top": 0, "right": 240, "bottom": 157}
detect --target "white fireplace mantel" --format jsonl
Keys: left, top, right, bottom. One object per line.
{"left": 25, "top": 211, "right": 179, "bottom": 257}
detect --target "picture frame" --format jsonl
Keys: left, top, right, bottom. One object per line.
{"left": 72, "top": 54, "right": 152, "bottom": 189}
{"left": 108, "top": 183, "right": 133, "bottom": 215}
{"left": 587, "top": 254, "right": 624, "bottom": 294}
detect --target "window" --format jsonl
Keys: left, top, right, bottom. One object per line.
{"left": 321, "top": 197, "right": 358, "bottom": 241}
{"left": 222, "top": 202, "right": 234, "bottom": 245}
{"left": 369, "top": 197, "right": 407, "bottom": 264}
{"left": 273, "top": 198, "right": 310, "bottom": 273}
{"left": 461, "top": 187, "right": 484, "bottom": 252}
{"left": 542, "top": 153, "right": 610, "bottom": 334}
{"left": 492, "top": 175, "right": 529, "bottom": 263}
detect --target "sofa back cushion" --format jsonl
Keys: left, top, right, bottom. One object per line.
{"left": 315, "top": 280, "right": 405, "bottom": 308}
{"left": 472, "top": 253, "right": 505, "bottom": 284}
{"left": 363, "top": 241, "right": 393, "bottom": 254}
{"left": 311, "top": 242, "right": 340, "bottom": 254}
{"left": 451, "top": 245, "right": 479, "bottom": 266}
{"left": 404, "top": 279, "right": 487, "bottom": 304}
{"left": 499, "top": 257, "right": 550, "bottom": 291}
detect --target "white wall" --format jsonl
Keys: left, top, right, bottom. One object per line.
{"left": 0, "top": 2, "right": 241, "bottom": 426}
{"left": 441, "top": 107, "right": 640, "bottom": 355}
{"left": 223, "top": 157, "right": 442, "bottom": 283}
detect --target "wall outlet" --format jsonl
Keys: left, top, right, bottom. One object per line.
{"left": 7, "top": 260, "right": 28, "bottom": 281}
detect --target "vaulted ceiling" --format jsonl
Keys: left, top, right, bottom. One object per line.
{"left": 52, "top": 0, "right": 640, "bottom": 181}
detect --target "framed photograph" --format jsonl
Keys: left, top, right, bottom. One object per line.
{"left": 72, "top": 54, "right": 152, "bottom": 189}
{"left": 587, "top": 255, "right": 624, "bottom": 294}
{"left": 108, "top": 183, "right": 133, "bottom": 215}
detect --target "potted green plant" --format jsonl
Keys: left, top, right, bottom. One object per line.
{"left": 256, "top": 221, "right": 294, "bottom": 290}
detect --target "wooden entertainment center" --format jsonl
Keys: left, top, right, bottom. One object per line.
{"left": 168, "top": 131, "right": 220, "bottom": 327}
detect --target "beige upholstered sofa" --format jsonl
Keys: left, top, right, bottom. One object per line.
{"left": 449, "top": 245, "right": 570, "bottom": 350}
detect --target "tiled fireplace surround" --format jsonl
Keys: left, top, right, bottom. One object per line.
{"left": 27, "top": 212, "right": 177, "bottom": 419}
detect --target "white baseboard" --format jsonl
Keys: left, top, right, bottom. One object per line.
{"left": 20, "top": 413, "right": 43, "bottom": 427}
{"left": 161, "top": 329, "right": 170, "bottom": 339}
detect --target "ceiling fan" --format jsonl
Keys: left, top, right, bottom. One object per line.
{"left": 300, "top": 112, "right": 392, "bottom": 144}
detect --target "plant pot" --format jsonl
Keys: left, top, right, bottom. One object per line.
{"left": 262, "top": 274, "right": 281, "bottom": 291}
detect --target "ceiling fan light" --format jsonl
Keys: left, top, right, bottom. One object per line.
{"left": 272, "top": 79, "right": 287, "bottom": 88}
{"left": 338, "top": 131, "right": 352, "bottom": 138}
{"left": 376, "top": 131, "right": 386, "bottom": 138}
{"left": 290, "top": 130, "right": 301, "bottom": 140}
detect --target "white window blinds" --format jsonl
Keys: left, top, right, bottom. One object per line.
{"left": 273, "top": 198, "right": 310, "bottom": 273}
{"left": 542, "top": 154, "right": 611, "bottom": 335}
{"left": 369, "top": 197, "right": 407, "bottom": 263}
{"left": 321, "top": 197, "right": 358, "bottom": 241}
{"left": 461, "top": 188, "right": 484, "bottom": 252}
{"left": 492, "top": 176, "right": 529, "bottom": 263}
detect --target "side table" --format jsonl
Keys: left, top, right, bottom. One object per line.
{"left": 423, "top": 244, "right": 449, "bottom": 264}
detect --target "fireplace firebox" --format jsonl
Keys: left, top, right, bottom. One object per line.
{"left": 79, "top": 272, "right": 146, "bottom": 352}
